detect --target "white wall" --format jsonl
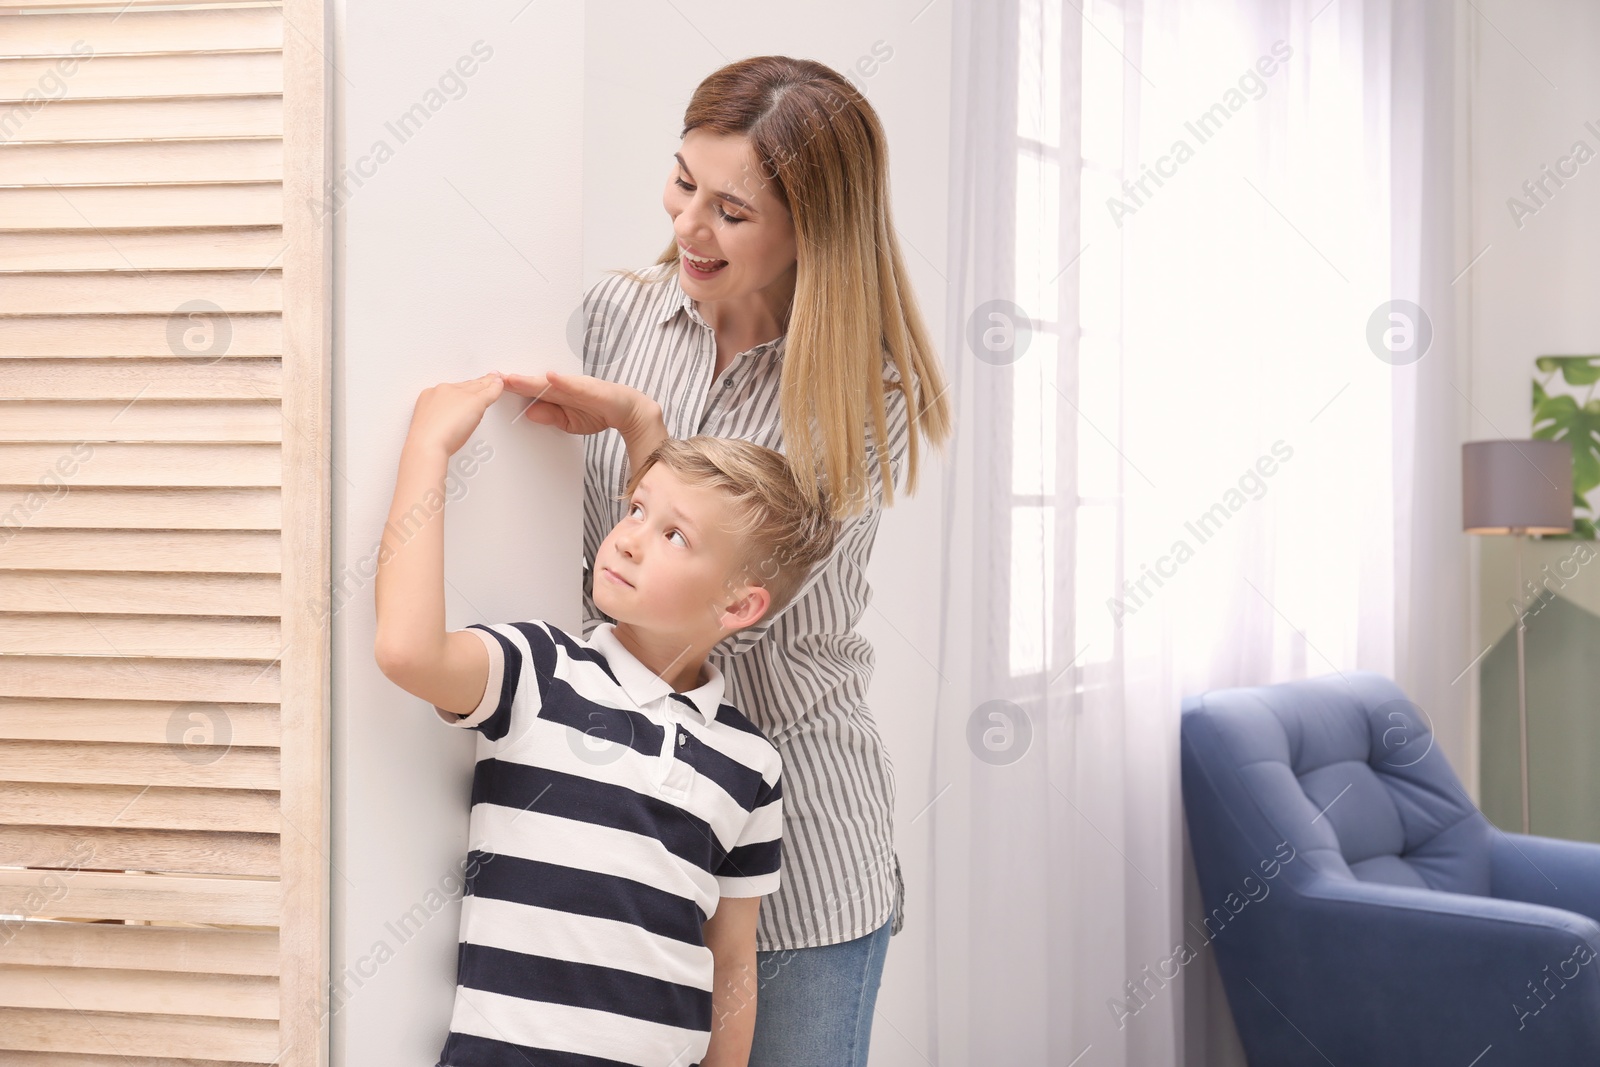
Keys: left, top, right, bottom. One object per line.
{"left": 330, "top": 2, "right": 587, "bottom": 1063}
{"left": 580, "top": 5, "right": 952, "bottom": 1065}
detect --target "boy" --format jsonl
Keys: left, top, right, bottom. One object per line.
{"left": 373, "top": 371, "right": 836, "bottom": 1067}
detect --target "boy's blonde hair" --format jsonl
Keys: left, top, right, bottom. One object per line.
{"left": 619, "top": 436, "right": 838, "bottom": 626}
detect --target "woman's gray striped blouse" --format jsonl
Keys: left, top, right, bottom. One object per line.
{"left": 578, "top": 260, "right": 908, "bottom": 951}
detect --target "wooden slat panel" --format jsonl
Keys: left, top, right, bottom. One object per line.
{"left": 2, "top": 271, "right": 283, "bottom": 316}
{"left": 0, "top": 698, "right": 279, "bottom": 746}
{"left": 0, "top": 1006, "right": 280, "bottom": 1061}
{"left": 0, "top": 740, "right": 279, "bottom": 789}
{"left": 1, "top": 921, "right": 278, "bottom": 976}
{"left": 0, "top": 869, "right": 280, "bottom": 926}
{"left": 0, "top": 225, "right": 285, "bottom": 271}
{"left": 0, "top": 442, "right": 283, "bottom": 483}
{"left": 0, "top": 358, "right": 284, "bottom": 400}
{"left": 0, "top": 1053, "right": 257, "bottom": 1067}
{"left": 0, "top": 656, "right": 280, "bottom": 703}
{"left": 0, "top": 400, "right": 281, "bottom": 442}
{"left": 0, "top": 313, "right": 281, "bottom": 357}
{"left": 0, "top": 781, "right": 280, "bottom": 831}
{"left": 0, "top": 572, "right": 282, "bottom": 615}
{"left": 7, "top": 359, "right": 281, "bottom": 406}
{"left": 3, "top": 310, "right": 281, "bottom": 356}
{"left": 0, "top": 2, "right": 319, "bottom": 1060}
{"left": 0, "top": 51, "right": 282, "bottom": 100}
{"left": 0, "top": 0, "right": 271, "bottom": 7}
{"left": 0, "top": 487, "right": 283, "bottom": 529}
{"left": 0, "top": 964, "right": 277, "bottom": 1019}
{"left": 273, "top": 0, "right": 328, "bottom": 1060}
{"left": 0, "top": 182, "right": 281, "bottom": 230}
{"left": 1, "top": 9, "right": 283, "bottom": 57}
{"left": 4, "top": 95, "right": 282, "bottom": 143}
{"left": 0, "top": 614, "right": 283, "bottom": 659}
{"left": 0, "top": 826, "right": 278, "bottom": 876}
{"left": 0, "top": 530, "right": 282, "bottom": 572}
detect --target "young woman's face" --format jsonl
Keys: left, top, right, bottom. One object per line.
{"left": 663, "top": 128, "right": 797, "bottom": 301}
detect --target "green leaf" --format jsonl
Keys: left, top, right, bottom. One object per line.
{"left": 1529, "top": 394, "right": 1600, "bottom": 497}
{"left": 1563, "top": 357, "right": 1600, "bottom": 386}
{"left": 1530, "top": 364, "right": 1600, "bottom": 530}
{"left": 1535, "top": 355, "right": 1600, "bottom": 386}
{"left": 1533, "top": 392, "right": 1577, "bottom": 437}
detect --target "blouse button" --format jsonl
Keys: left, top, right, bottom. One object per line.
{"left": 678, "top": 733, "right": 688, "bottom": 746}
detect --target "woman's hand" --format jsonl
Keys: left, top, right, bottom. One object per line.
{"left": 501, "top": 369, "right": 657, "bottom": 438}
{"left": 406, "top": 372, "right": 504, "bottom": 457}
{"left": 504, "top": 369, "right": 668, "bottom": 479}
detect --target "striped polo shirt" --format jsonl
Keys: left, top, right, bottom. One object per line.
{"left": 578, "top": 260, "right": 910, "bottom": 950}
{"left": 432, "top": 617, "right": 783, "bottom": 1067}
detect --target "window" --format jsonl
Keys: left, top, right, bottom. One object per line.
{"left": 1005, "top": 0, "right": 1126, "bottom": 702}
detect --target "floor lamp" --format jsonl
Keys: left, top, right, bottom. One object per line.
{"left": 1462, "top": 439, "right": 1573, "bottom": 835}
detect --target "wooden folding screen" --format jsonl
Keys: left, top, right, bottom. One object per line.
{"left": 0, "top": 1, "right": 330, "bottom": 1063}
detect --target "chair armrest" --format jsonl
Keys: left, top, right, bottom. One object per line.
{"left": 1491, "top": 832, "right": 1600, "bottom": 928}
{"left": 1214, "top": 874, "right": 1600, "bottom": 1065}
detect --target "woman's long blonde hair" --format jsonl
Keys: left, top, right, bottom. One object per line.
{"left": 616, "top": 55, "right": 951, "bottom": 522}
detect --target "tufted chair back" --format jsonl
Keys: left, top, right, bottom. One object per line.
{"left": 1183, "top": 669, "right": 1491, "bottom": 895}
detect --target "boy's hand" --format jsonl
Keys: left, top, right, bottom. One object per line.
{"left": 407, "top": 372, "right": 504, "bottom": 456}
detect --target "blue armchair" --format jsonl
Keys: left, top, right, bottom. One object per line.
{"left": 1181, "top": 670, "right": 1600, "bottom": 1065}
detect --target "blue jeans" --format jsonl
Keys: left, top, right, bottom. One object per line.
{"left": 747, "top": 905, "right": 894, "bottom": 1067}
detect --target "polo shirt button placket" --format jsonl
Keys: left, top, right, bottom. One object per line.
{"left": 651, "top": 714, "right": 674, "bottom": 785}
{"left": 657, "top": 720, "right": 697, "bottom": 799}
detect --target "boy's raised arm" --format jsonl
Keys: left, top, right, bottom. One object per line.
{"left": 373, "top": 373, "right": 502, "bottom": 717}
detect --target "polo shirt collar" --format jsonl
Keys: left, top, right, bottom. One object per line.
{"left": 588, "top": 622, "right": 724, "bottom": 723}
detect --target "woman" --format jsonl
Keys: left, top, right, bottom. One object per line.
{"left": 503, "top": 55, "right": 950, "bottom": 1066}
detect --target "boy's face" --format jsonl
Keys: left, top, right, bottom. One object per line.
{"left": 593, "top": 465, "right": 762, "bottom": 639}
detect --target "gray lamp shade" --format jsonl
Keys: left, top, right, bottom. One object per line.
{"left": 1462, "top": 439, "right": 1573, "bottom": 535}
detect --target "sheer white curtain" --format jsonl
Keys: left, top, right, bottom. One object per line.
{"left": 923, "top": 0, "right": 1463, "bottom": 1064}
